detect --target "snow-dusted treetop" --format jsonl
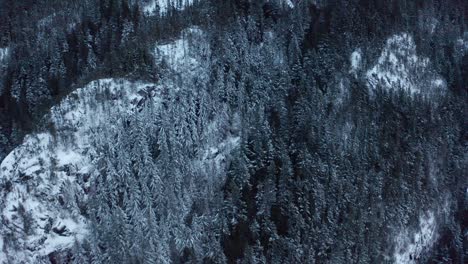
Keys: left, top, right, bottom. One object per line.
{"left": 142, "top": 0, "right": 195, "bottom": 15}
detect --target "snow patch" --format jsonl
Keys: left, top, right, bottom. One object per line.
{"left": 285, "top": 0, "right": 295, "bottom": 8}
{"left": 155, "top": 28, "right": 205, "bottom": 65}
{"left": 0, "top": 47, "right": 8, "bottom": 60}
{"left": 154, "top": 27, "right": 209, "bottom": 79}
{"left": 366, "top": 33, "right": 445, "bottom": 96}
{"left": 394, "top": 212, "right": 437, "bottom": 264}
{"left": 0, "top": 47, "right": 9, "bottom": 68}
{"left": 350, "top": 49, "right": 362, "bottom": 73}
{"left": 457, "top": 38, "right": 467, "bottom": 50}
{"left": 432, "top": 79, "right": 444, "bottom": 88}
{"left": 143, "top": 0, "right": 195, "bottom": 15}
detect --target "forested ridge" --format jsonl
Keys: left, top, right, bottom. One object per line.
{"left": 0, "top": 0, "right": 466, "bottom": 263}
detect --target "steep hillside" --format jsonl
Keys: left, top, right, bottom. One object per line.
{"left": 0, "top": 0, "right": 466, "bottom": 263}
{"left": 0, "top": 79, "right": 156, "bottom": 262}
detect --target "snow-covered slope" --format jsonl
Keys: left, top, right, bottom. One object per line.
{"left": 155, "top": 27, "right": 208, "bottom": 75}
{"left": 366, "top": 33, "right": 445, "bottom": 96}
{"left": 0, "top": 26, "right": 239, "bottom": 263}
{"left": 283, "top": 0, "right": 295, "bottom": 8}
{"left": 0, "top": 79, "right": 156, "bottom": 263}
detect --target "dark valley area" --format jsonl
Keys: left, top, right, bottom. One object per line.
{"left": 0, "top": 0, "right": 466, "bottom": 263}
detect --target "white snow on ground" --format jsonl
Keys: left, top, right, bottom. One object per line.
{"left": 366, "top": 33, "right": 445, "bottom": 96}
{"left": 350, "top": 49, "right": 362, "bottom": 74}
{"left": 0, "top": 79, "right": 157, "bottom": 263}
{"left": 285, "top": 0, "right": 295, "bottom": 8}
{"left": 154, "top": 27, "right": 208, "bottom": 74}
{"left": 0, "top": 47, "right": 9, "bottom": 64}
{"left": 143, "top": 0, "right": 195, "bottom": 15}
{"left": 394, "top": 211, "right": 437, "bottom": 264}
{"left": 0, "top": 48, "right": 8, "bottom": 60}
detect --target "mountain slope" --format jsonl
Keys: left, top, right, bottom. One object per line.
{"left": 0, "top": 0, "right": 466, "bottom": 263}
{"left": 0, "top": 79, "right": 156, "bottom": 263}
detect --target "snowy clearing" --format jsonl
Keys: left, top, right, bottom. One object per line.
{"left": 366, "top": 33, "right": 445, "bottom": 96}
{"left": 394, "top": 212, "right": 437, "bottom": 264}
{"left": 154, "top": 27, "right": 208, "bottom": 74}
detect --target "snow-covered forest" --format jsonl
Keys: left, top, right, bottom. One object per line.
{"left": 0, "top": 0, "right": 466, "bottom": 263}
